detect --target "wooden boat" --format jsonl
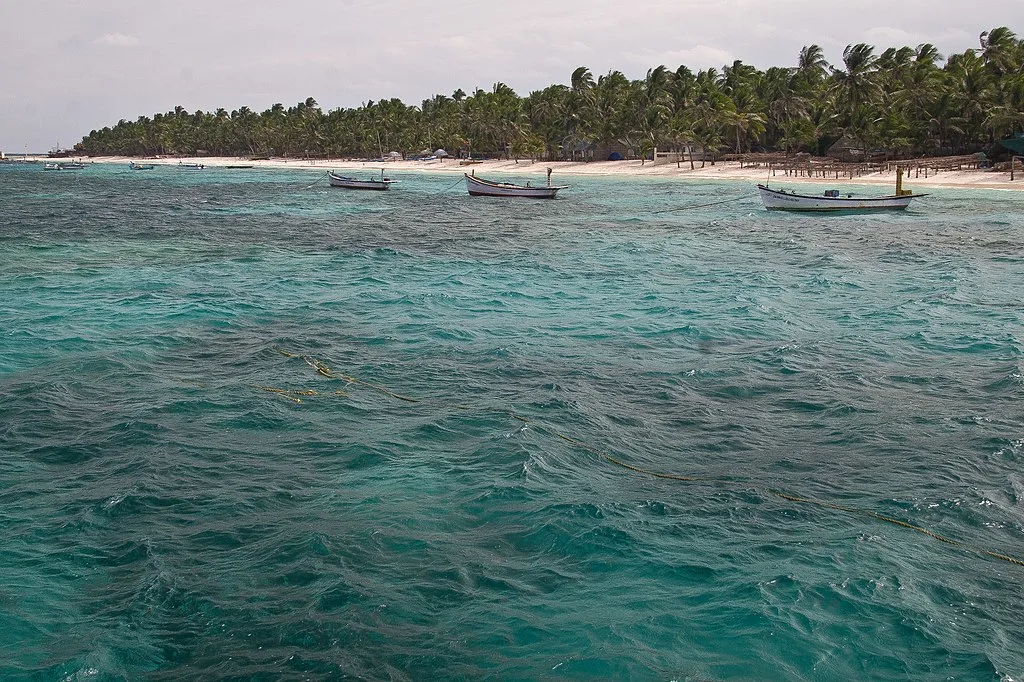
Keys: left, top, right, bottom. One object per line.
{"left": 758, "top": 168, "right": 925, "bottom": 212}
{"left": 327, "top": 170, "right": 394, "bottom": 191}
{"left": 178, "top": 162, "right": 205, "bottom": 170}
{"left": 464, "top": 169, "right": 567, "bottom": 198}
{"left": 129, "top": 161, "right": 155, "bottom": 170}
{"left": 44, "top": 161, "right": 85, "bottom": 170}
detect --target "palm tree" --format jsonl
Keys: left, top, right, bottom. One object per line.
{"left": 834, "top": 43, "right": 880, "bottom": 112}
{"left": 722, "top": 109, "right": 767, "bottom": 154}
{"left": 797, "top": 45, "right": 830, "bottom": 87}
{"left": 591, "top": 70, "right": 631, "bottom": 156}
{"left": 76, "top": 29, "right": 1024, "bottom": 163}
{"left": 946, "top": 49, "right": 994, "bottom": 150}
{"left": 524, "top": 85, "right": 568, "bottom": 160}
{"left": 635, "top": 65, "right": 673, "bottom": 162}
{"left": 563, "top": 66, "right": 597, "bottom": 155}
{"left": 667, "top": 111, "right": 699, "bottom": 168}
{"left": 979, "top": 27, "right": 1019, "bottom": 77}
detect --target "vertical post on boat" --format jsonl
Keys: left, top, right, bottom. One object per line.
{"left": 896, "top": 166, "right": 904, "bottom": 195}
{"left": 547, "top": 167, "right": 552, "bottom": 187}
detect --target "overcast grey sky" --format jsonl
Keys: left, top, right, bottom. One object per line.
{"left": 1, "top": 1, "right": 1019, "bottom": 152}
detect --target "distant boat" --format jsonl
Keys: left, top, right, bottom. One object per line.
{"left": 178, "top": 162, "right": 205, "bottom": 170}
{"left": 464, "top": 169, "right": 567, "bottom": 199}
{"left": 129, "top": 161, "right": 154, "bottom": 170}
{"left": 757, "top": 168, "right": 925, "bottom": 212}
{"left": 327, "top": 170, "right": 395, "bottom": 191}
{"left": 44, "top": 161, "right": 85, "bottom": 170}
{"left": 225, "top": 165, "right": 253, "bottom": 169}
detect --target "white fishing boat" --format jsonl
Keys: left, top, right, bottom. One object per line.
{"left": 465, "top": 169, "right": 567, "bottom": 199}
{"left": 43, "top": 161, "right": 85, "bottom": 170}
{"left": 757, "top": 168, "right": 925, "bottom": 212}
{"left": 178, "top": 162, "right": 205, "bottom": 170}
{"left": 327, "top": 170, "right": 395, "bottom": 191}
{"left": 129, "top": 161, "right": 155, "bottom": 170}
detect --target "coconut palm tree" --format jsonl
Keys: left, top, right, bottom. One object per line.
{"left": 946, "top": 49, "right": 994, "bottom": 150}
{"left": 77, "top": 29, "right": 1024, "bottom": 163}
{"left": 524, "top": 85, "right": 569, "bottom": 160}
{"left": 633, "top": 65, "right": 673, "bottom": 161}
{"left": 979, "top": 27, "right": 1020, "bottom": 77}
{"left": 834, "top": 43, "right": 881, "bottom": 113}
{"left": 797, "top": 45, "right": 829, "bottom": 85}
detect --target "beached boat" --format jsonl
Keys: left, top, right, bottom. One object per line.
{"left": 327, "top": 170, "right": 394, "bottom": 191}
{"left": 129, "top": 161, "right": 155, "bottom": 170}
{"left": 464, "top": 169, "right": 567, "bottom": 198}
{"left": 758, "top": 168, "right": 925, "bottom": 212}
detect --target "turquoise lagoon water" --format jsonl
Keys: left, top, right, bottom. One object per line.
{"left": 1, "top": 162, "right": 1023, "bottom": 680}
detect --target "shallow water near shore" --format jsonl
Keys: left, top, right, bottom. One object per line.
{"left": 2, "top": 163, "right": 1023, "bottom": 680}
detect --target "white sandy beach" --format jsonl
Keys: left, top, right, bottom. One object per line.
{"left": 26, "top": 154, "right": 1024, "bottom": 192}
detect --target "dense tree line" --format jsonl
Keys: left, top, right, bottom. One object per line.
{"left": 79, "top": 27, "right": 1024, "bottom": 161}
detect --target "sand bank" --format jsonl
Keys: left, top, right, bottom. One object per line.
{"left": 28, "top": 154, "right": 1024, "bottom": 191}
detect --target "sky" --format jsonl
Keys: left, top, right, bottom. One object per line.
{"left": 1, "top": 0, "right": 1020, "bottom": 152}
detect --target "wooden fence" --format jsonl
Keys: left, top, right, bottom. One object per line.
{"left": 722, "top": 153, "right": 988, "bottom": 179}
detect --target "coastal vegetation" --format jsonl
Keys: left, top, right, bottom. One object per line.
{"left": 79, "top": 27, "right": 1024, "bottom": 162}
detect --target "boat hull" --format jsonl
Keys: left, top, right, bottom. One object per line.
{"left": 328, "top": 172, "right": 391, "bottom": 190}
{"left": 757, "top": 184, "right": 919, "bottom": 211}
{"left": 465, "top": 174, "right": 565, "bottom": 199}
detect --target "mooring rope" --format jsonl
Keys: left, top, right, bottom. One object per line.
{"left": 265, "top": 347, "right": 1024, "bottom": 569}
{"left": 300, "top": 172, "right": 331, "bottom": 191}
{"left": 436, "top": 176, "right": 466, "bottom": 194}
{"left": 650, "top": 195, "right": 751, "bottom": 214}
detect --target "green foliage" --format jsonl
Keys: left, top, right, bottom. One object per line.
{"left": 80, "top": 27, "right": 1024, "bottom": 160}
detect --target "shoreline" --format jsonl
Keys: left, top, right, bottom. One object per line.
{"left": 18, "top": 154, "right": 1024, "bottom": 192}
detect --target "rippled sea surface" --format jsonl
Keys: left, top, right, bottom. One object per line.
{"left": 1, "top": 162, "right": 1023, "bottom": 681}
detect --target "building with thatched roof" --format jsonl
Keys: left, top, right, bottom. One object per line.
{"left": 563, "top": 140, "right": 633, "bottom": 162}
{"left": 826, "top": 135, "right": 865, "bottom": 162}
